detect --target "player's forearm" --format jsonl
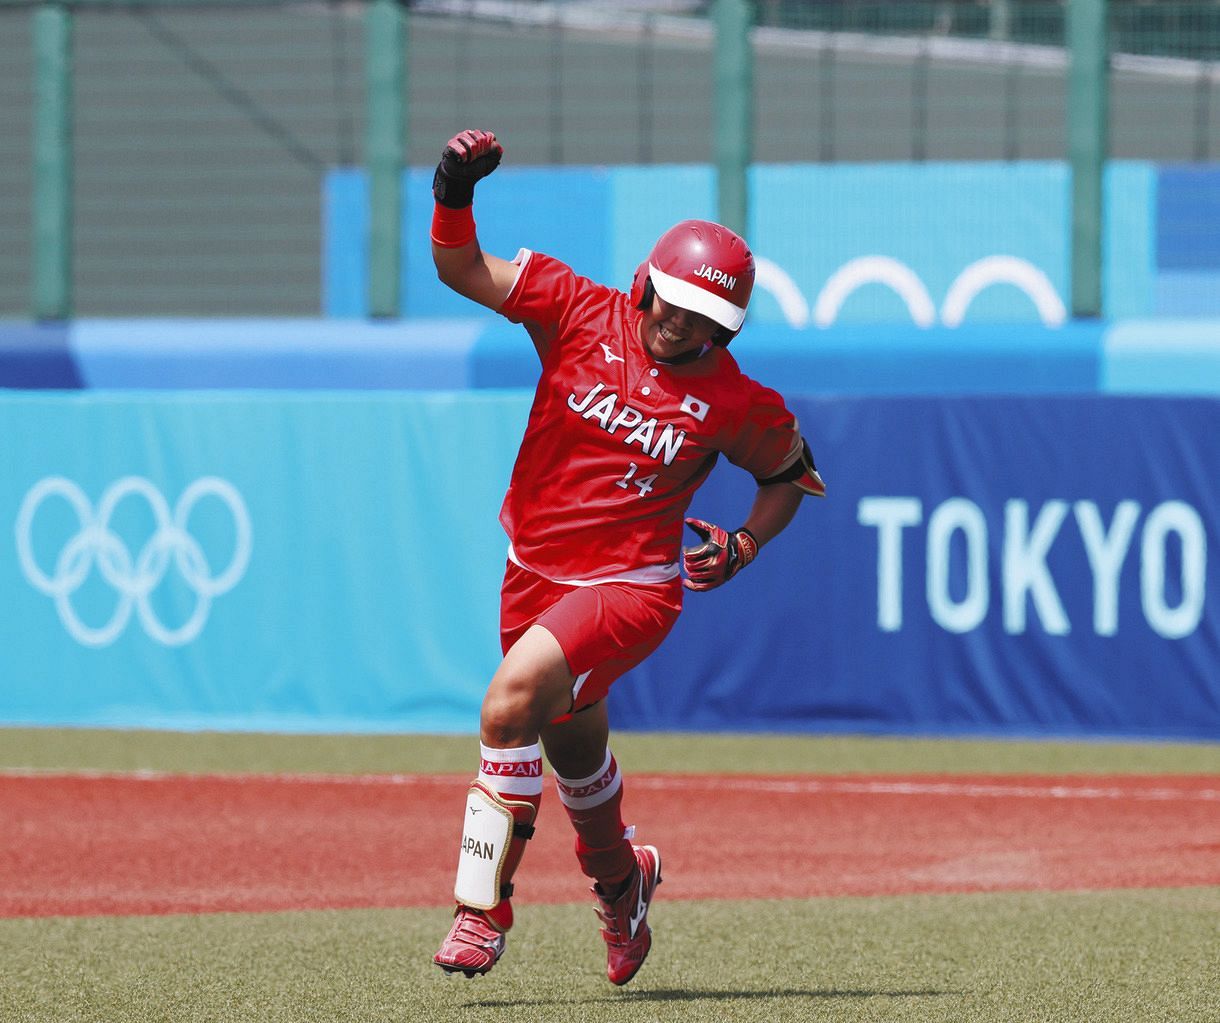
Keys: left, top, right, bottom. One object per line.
{"left": 431, "top": 129, "right": 520, "bottom": 312}
{"left": 739, "top": 482, "right": 805, "bottom": 548}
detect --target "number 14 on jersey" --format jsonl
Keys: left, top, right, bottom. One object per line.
{"left": 616, "top": 462, "right": 657, "bottom": 497}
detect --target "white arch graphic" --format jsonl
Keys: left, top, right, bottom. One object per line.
{"left": 813, "top": 255, "right": 937, "bottom": 328}
{"left": 941, "top": 255, "right": 1067, "bottom": 327}
{"left": 754, "top": 256, "right": 811, "bottom": 328}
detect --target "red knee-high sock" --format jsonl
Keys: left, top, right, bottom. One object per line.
{"left": 555, "top": 750, "right": 636, "bottom": 888}
{"left": 473, "top": 743, "right": 543, "bottom": 931}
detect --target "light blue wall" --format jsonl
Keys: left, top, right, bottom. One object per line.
{"left": 326, "top": 159, "right": 1220, "bottom": 324}
{"left": 327, "top": 161, "right": 1103, "bottom": 326}
{"left": 750, "top": 162, "right": 1070, "bottom": 326}
{"left": 1103, "top": 162, "right": 1157, "bottom": 320}
{"left": 0, "top": 392, "right": 527, "bottom": 732}
{"left": 1104, "top": 320, "right": 1220, "bottom": 395}
{"left": 327, "top": 166, "right": 616, "bottom": 319}
{"left": 327, "top": 160, "right": 1220, "bottom": 324}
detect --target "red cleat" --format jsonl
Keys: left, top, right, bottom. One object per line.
{"left": 433, "top": 906, "right": 506, "bottom": 978}
{"left": 592, "top": 844, "right": 662, "bottom": 986}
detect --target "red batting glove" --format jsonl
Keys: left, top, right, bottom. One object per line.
{"left": 432, "top": 129, "right": 503, "bottom": 209}
{"left": 682, "top": 518, "right": 759, "bottom": 591}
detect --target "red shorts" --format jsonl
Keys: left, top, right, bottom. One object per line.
{"left": 499, "top": 561, "right": 684, "bottom": 716}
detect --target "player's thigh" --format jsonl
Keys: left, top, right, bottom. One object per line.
{"left": 484, "top": 623, "right": 576, "bottom": 730}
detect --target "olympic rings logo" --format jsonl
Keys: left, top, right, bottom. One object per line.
{"left": 15, "top": 476, "right": 252, "bottom": 647}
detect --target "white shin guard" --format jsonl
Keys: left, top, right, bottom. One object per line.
{"left": 454, "top": 783, "right": 527, "bottom": 910}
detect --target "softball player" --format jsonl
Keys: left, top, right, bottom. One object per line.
{"left": 429, "top": 130, "right": 825, "bottom": 984}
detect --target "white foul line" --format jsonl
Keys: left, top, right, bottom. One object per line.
{"left": 1, "top": 768, "right": 1216, "bottom": 803}
{"left": 629, "top": 776, "right": 1220, "bottom": 803}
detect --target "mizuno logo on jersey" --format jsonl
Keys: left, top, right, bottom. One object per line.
{"left": 567, "top": 383, "right": 688, "bottom": 466}
{"left": 694, "top": 263, "right": 736, "bottom": 291}
{"left": 599, "top": 343, "right": 625, "bottom": 364}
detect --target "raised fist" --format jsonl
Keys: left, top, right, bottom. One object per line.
{"left": 433, "top": 129, "right": 503, "bottom": 209}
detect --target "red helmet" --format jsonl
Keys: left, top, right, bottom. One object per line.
{"left": 630, "top": 219, "right": 755, "bottom": 344}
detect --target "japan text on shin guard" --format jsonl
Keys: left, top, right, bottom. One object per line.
{"left": 454, "top": 780, "right": 537, "bottom": 912}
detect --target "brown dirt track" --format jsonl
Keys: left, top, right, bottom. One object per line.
{"left": 1, "top": 771, "right": 1217, "bottom": 918}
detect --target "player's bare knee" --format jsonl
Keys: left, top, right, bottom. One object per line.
{"left": 484, "top": 659, "right": 564, "bottom": 733}
{"left": 480, "top": 686, "right": 545, "bottom": 747}
{"left": 480, "top": 716, "right": 534, "bottom": 749}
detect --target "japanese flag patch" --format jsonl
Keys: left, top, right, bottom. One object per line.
{"left": 680, "top": 394, "right": 710, "bottom": 422}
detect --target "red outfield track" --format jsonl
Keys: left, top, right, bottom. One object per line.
{"left": 1, "top": 771, "right": 1217, "bottom": 918}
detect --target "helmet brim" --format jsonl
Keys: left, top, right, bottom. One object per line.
{"left": 648, "top": 263, "right": 747, "bottom": 333}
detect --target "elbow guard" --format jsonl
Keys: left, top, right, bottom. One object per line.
{"left": 755, "top": 438, "right": 826, "bottom": 497}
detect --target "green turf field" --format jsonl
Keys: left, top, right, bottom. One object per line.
{"left": 3, "top": 726, "right": 1218, "bottom": 775}
{"left": 2, "top": 890, "right": 1215, "bottom": 1022}
{"left": 2, "top": 728, "right": 1216, "bottom": 1023}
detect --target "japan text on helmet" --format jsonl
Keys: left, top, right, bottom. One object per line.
{"left": 629, "top": 219, "right": 755, "bottom": 345}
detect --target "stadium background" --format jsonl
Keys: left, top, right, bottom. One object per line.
{"left": 1, "top": 4, "right": 1218, "bottom": 1021}
{"left": 1, "top": 0, "right": 1216, "bottom": 740}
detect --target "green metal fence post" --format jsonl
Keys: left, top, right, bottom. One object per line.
{"left": 365, "top": 0, "right": 404, "bottom": 318}
{"left": 713, "top": 0, "right": 753, "bottom": 238}
{"left": 1067, "top": 0, "right": 1108, "bottom": 319}
{"left": 32, "top": 3, "right": 72, "bottom": 321}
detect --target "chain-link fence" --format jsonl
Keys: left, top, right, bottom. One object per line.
{"left": 0, "top": 7, "right": 33, "bottom": 317}
{"left": 1, "top": 0, "right": 1218, "bottom": 316}
{"left": 73, "top": 2, "right": 360, "bottom": 316}
{"left": 754, "top": 1, "right": 1218, "bottom": 161}
{"left": 414, "top": 2, "right": 1217, "bottom": 163}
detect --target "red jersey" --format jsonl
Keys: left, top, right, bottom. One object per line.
{"left": 498, "top": 250, "right": 804, "bottom": 584}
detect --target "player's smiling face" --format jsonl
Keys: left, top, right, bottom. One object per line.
{"left": 639, "top": 294, "right": 719, "bottom": 361}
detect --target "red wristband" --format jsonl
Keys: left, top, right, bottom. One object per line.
{"left": 430, "top": 203, "right": 476, "bottom": 248}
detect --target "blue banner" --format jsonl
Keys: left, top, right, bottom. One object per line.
{"left": 611, "top": 395, "right": 1220, "bottom": 741}
{"left": 2, "top": 392, "right": 1216, "bottom": 739}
